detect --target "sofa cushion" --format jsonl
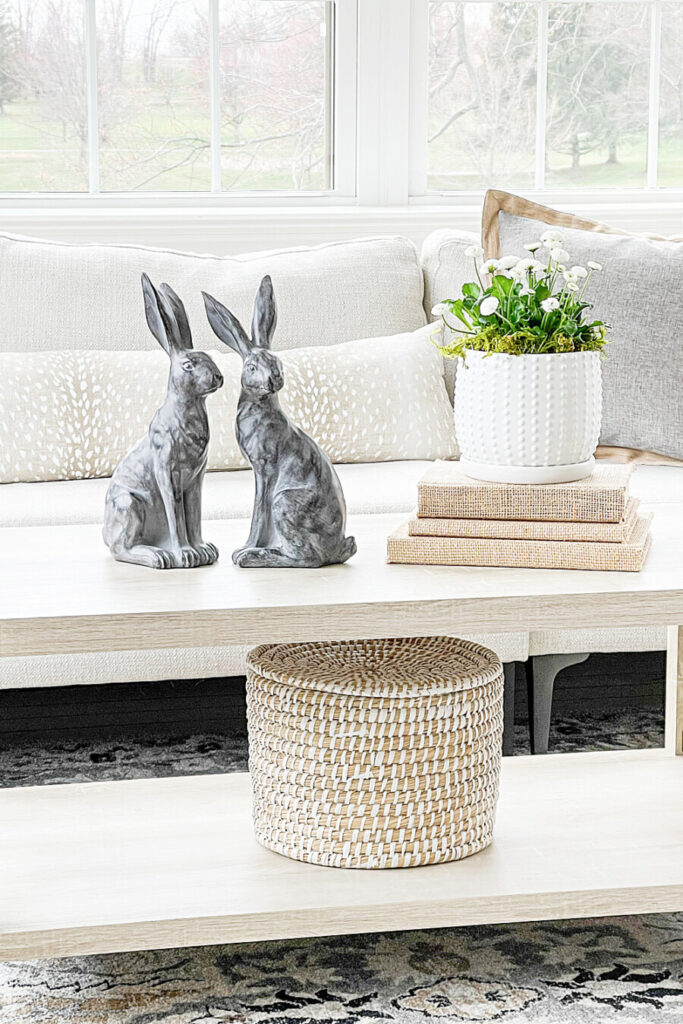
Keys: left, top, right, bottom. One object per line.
{"left": 2, "top": 462, "right": 677, "bottom": 529}
{"left": 421, "top": 227, "right": 479, "bottom": 323}
{"left": 529, "top": 626, "right": 667, "bottom": 656}
{"left": 421, "top": 227, "right": 479, "bottom": 405}
{"left": 0, "top": 626, "right": 530, "bottom": 690}
{"left": 481, "top": 190, "right": 683, "bottom": 461}
{"left": 0, "top": 460, "right": 436, "bottom": 528}
{"left": 0, "top": 325, "right": 457, "bottom": 483}
{"left": 0, "top": 232, "right": 426, "bottom": 356}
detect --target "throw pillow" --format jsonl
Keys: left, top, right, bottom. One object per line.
{"left": 0, "top": 324, "right": 456, "bottom": 483}
{"left": 0, "top": 232, "right": 426, "bottom": 356}
{"left": 480, "top": 190, "right": 683, "bottom": 462}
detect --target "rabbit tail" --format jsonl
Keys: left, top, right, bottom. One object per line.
{"left": 338, "top": 535, "right": 357, "bottom": 564}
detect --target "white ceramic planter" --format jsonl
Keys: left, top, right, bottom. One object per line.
{"left": 454, "top": 349, "right": 602, "bottom": 484}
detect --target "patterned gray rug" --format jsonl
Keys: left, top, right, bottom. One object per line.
{"left": 3, "top": 704, "right": 681, "bottom": 1024}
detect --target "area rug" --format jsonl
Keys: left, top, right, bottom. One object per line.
{"left": 2, "top": 704, "right": 680, "bottom": 1024}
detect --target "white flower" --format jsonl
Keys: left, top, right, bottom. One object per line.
{"left": 479, "top": 296, "right": 500, "bottom": 316}
{"left": 431, "top": 302, "right": 449, "bottom": 317}
{"left": 563, "top": 269, "right": 578, "bottom": 282}
{"left": 497, "top": 254, "right": 521, "bottom": 270}
{"left": 541, "top": 297, "right": 560, "bottom": 312}
{"left": 570, "top": 265, "right": 588, "bottom": 278}
{"left": 587, "top": 260, "right": 603, "bottom": 271}
{"left": 541, "top": 228, "right": 564, "bottom": 247}
{"left": 550, "top": 247, "right": 570, "bottom": 264}
{"left": 524, "top": 242, "right": 541, "bottom": 252}
{"left": 465, "top": 243, "right": 484, "bottom": 258}
{"left": 514, "top": 257, "right": 536, "bottom": 273}
{"left": 480, "top": 257, "right": 499, "bottom": 274}
{"left": 566, "top": 281, "right": 579, "bottom": 292}
{"left": 519, "top": 285, "right": 534, "bottom": 296}
{"left": 530, "top": 260, "right": 546, "bottom": 275}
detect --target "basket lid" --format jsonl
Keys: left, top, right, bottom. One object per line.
{"left": 247, "top": 637, "right": 501, "bottom": 699}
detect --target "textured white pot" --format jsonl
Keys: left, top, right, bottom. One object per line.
{"left": 454, "top": 349, "right": 602, "bottom": 484}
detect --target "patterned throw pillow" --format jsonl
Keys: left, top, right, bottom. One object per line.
{"left": 0, "top": 324, "right": 456, "bottom": 483}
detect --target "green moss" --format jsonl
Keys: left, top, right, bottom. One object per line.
{"left": 437, "top": 324, "right": 608, "bottom": 360}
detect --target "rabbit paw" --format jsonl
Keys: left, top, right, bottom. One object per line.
{"left": 175, "top": 545, "right": 202, "bottom": 569}
{"left": 152, "top": 548, "right": 175, "bottom": 570}
{"left": 234, "top": 547, "right": 263, "bottom": 567}
{"left": 195, "top": 542, "right": 219, "bottom": 565}
{"left": 234, "top": 547, "right": 284, "bottom": 568}
{"left": 232, "top": 545, "right": 251, "bottom": 564}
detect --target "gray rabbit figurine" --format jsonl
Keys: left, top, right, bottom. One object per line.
{"left": 202, "top": 275, "right": 356, "bottom": 568}
{"left": 103, "top": 273, "right": 224, "bottom": 569}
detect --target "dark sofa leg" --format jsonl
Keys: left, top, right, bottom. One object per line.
{"left": 526, "top": 653, "right": 590, "bottom": 754}
{"left": 502, "top": 662, "right": 517, "bottom": 757}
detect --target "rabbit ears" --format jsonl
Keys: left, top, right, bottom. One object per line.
{"left": 141, "top": 273, "right": 193, "bottom": 355}
{"left": 202, "top": 275, "right": 277, "bottom": 358}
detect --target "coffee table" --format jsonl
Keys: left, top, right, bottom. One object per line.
{"left": 1, "top": 508, "right": 682, "bottom": 961}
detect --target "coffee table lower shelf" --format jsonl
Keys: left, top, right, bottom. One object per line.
{"left": 2, "top": 748, "right": 682, "bottom": 961}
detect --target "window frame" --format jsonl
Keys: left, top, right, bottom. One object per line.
{"left": 1, "top": 0, "right": 682, "bottom": 238}
{"left": 0, "top": 0, "right": 358, "bottom": 205}
{"left": 408, "top": 0, "right": 683, "bottom": 202}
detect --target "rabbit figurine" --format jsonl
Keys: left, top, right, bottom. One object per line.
{"left": 103, "top": 273, "right": 224, "bottom": 569}
{"left": 202, "top": 275, "right": 357, "bottom": 568}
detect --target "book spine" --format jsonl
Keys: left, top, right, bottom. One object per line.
{"left": 388, "top": 520, "right": 651, "bottom": 572}
{"left": 417, "top": 484, "right": 627, "bottom": 523}
{"left": 409, "top": 500, "right": 638, "bottom": 543}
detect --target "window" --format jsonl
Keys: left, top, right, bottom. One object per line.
{"left": 424, "top": 0, "right": 683, "bottom": 192}
{"left": 1, "top": 0, "right": 681, "bottom": 208}
{"left": 0, "top": 0, "right": 340, "bottom": 193}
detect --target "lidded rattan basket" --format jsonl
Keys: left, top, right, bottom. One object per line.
{"left": 246, "top": 636, "right": 504, "bottom": 869}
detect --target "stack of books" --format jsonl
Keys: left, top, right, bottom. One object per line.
{"left": 387, "top": 462, "right": 652, "bottom": 571}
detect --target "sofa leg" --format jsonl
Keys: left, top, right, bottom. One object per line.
{"left": 527, "top": 653, "right": 590, "bottom": 754}
{"left": 502, "top": 662, "right": 517, "bottom": 757}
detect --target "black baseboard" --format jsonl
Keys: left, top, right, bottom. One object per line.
{"left": 514, "top": 650, "right": 666, "bottom": 716}
{"left": 0, "top": 651, "right": 666, "bottom": 743}
{"left": 0, "top": 676, "right": 248, "bottom": 743}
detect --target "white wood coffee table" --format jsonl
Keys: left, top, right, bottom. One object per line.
{"left": 1, "top": 508, "right": 682, "bottom": 961}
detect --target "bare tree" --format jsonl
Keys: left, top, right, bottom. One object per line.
{"left": 142, "top": 0, "right": 179, "bottom": 83}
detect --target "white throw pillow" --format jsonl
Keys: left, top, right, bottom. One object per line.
{"left": 0, "top": 324, "right": 456, "bottom": 483}
{"left": 0, "top": 232, "right": 426, "bottom": 355}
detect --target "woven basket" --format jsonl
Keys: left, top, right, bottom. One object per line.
{"left": 246, "top": 636, "right": 504, "bottom": 869}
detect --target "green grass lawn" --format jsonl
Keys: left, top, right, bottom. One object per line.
{"left": 0, "top": 89, "right": 326, "bottom": 192}
{"left": 428, "top": 132, "right": 683, "bottom": 192}
{"left": 1, "top": 94, "right": 680, "bottom": 194}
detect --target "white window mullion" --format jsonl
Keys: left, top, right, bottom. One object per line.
{"left": 209, "top": 0, "right": 222, "bottom": 193}
{"left": 408, "top": 0, "right": 429, "bottom": 197}
{"left": 356, "top": 0, "right": 412, "bottom": 205}
{"left": 332, "top": 0, "right": 358, "bottom": 197}
{"left": 85, "top": 0, "right": 100, "bottom": 194}
{"left": 647, "top": 0, "right": 662, "bottom": 189}
{"left": 535, "top": 0, "right": 548, "bottom": 191}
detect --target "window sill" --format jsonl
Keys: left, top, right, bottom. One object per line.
{"left": 0, "top": 194, "right": 681, "bottom": 253}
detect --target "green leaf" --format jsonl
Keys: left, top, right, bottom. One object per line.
{"left": 491, "top": 274, "right": 513, "bottom": 297}
{"left": 462, "top": 281, "right": 481, "bottom": 300}
{"left": 449, "top": 298, "right": 472, "bottom": 330}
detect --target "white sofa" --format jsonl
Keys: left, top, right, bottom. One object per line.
{"left": 1, "top": 227, "right": 678, "bottom": 752}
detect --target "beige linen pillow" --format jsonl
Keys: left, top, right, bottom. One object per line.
{"left": 480, "top": 190, "right": 683, "bottom": 464}
{"left": 0, "top": 324, "right": 456, "bottom": 483}
{"left": 0, "top": 231, "right": 426, "bottom": 355}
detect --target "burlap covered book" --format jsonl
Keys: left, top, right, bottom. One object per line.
{"left": 410, "top": 498, "right": 640, "bottom": 543}
{"left": 388, "top": 513, "right": 652, "bottom": 571}
{"left": 417, "top": 462, "right": 633, "bottom": 523}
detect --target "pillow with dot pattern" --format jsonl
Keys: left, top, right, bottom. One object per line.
{"left": 0, "top": 324, "right": 456, "bottom": 483}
